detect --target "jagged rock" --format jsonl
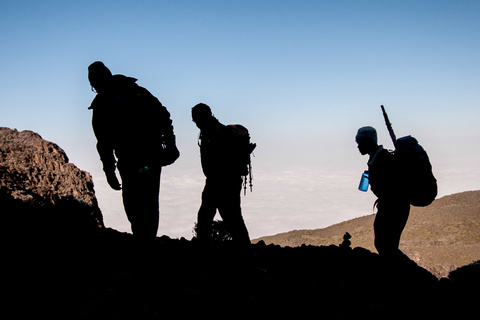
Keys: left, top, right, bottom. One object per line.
{"left": 0, "top": 127, "right": 103, "bottom": 227}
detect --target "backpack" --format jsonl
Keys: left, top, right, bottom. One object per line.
{"left": 381, "top": 105, "right": 437, "bottom": 206}
{"left": 227, "top": 124, "right": 257, "bottom": 194}
{"left": 394, "top": 135, "right": 437, "bottom": 206}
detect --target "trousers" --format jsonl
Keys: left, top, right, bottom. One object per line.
{"left": 373, "top": 198, "right": 411, "bottom": 257}
{"left": 119, "top": 164, "right": 161, "bottom": 239}
{"left": 196, "top": 176, "right": 251, "bottom": 250}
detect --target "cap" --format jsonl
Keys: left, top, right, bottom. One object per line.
{"left": 356, "top": 126, "right": 377, "bottom": 144}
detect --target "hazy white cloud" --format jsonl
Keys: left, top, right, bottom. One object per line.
{"left": 93, "top": 150, "right": 480, "bottom": 240}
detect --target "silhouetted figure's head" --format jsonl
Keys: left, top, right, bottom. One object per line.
{"left": 88, "top": 61, "right": 113, "bottom": 93}
{"left": 192, "top": 103, "right": 214, "bottom": 130}
{"left": 356, "top": 126, "right": 379, "bottom": 156}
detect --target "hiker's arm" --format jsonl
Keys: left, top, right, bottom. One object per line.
{"left": 92, "top": 110, "right": 120, "bottom": 190}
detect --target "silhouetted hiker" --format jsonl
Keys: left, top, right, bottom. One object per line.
{"left": 356, "top": 126, "right": 410, "bottom": 258}
{"left": 192, "top": 103, "right": 252, "bottom": 253}
{"left": 88, "top": 61, "right": 179, "bottom": 240}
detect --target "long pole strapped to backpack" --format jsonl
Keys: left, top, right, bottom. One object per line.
{"left": 381, "top": 105, "right": 397, "bottom": 148}
{"left": 380, "top": 105, "right": 438, "bottom": 206}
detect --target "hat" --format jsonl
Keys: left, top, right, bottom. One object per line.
{"left": 192, "top": 103, "right": 212, "bottom": 121}
{"left": 356, "top": 126, "right": 377, "bottom": 144}
{"left": 88, "top": 61, "right": 112, "bottom": 90}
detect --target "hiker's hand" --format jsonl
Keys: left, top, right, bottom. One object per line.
{"left": 160, "top": 135, "right": 180, "bottom": 166}
{"left": 105, "top": 171, "right": 121, "bottom": 190}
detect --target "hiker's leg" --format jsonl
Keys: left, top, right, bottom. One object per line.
{"left": 120, "top": 165, "right": 161, "bottom": 240}
{"left": 217, "top": 177, "right": 251, "bottom": 251}
{"left": 374, "top": 199, "right": 410, "bottom": 257}
{"left": 196, "top": 179, "right": 218, "bottom": 245}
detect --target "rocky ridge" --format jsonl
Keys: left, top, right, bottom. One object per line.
{"left": 1, "top": 127, "right": 479, "bottom": 319}
{"left": 1, "top": 184, "right": 478, "bottom": 319}
{"left": 0, "top": 127, "right": 103, "bottom": 227}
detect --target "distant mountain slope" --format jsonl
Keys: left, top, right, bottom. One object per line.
{"left": 254, "top": 190, "right": 480, "bottom": 277}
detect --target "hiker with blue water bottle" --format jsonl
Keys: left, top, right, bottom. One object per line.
{"left": 356, "top": 106, "right": 437, "bottom": 259}
{"left": 356, "top": 126, "right": 410, "bottom": 259}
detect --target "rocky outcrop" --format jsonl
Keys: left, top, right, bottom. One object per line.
{"left": 0, "top": 127, "right": 103, "bottom": 227}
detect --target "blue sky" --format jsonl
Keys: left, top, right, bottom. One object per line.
{"left": 1, "top": 1, "right": 479, "bottom": 239}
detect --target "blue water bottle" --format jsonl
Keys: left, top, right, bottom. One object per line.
{"left": 358, "top": 170, "right": 369, "bottom": 192}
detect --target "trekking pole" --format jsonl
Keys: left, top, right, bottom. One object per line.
{"left": 249, "top": 163, "right": 253, "bottom": 192}
{"left": 243, "top": 176, "right": 247, "bottom": 195}
{"left": 381, "top": 105, "right": 397, "bottom": 148}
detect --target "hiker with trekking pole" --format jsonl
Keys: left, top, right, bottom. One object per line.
{"left": 355, "top": 105, "right": 437, "bottom": 259}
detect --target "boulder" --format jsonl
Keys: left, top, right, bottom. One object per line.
{"left": 0, "top": 127, "right": 103, "bottom": 228}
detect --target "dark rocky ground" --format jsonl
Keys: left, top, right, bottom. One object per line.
{"left": 2, "top": 127, "right": 478, "bottom": 319}
{"left": 1, "top": 190, "right": 479, "bottom": 320}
